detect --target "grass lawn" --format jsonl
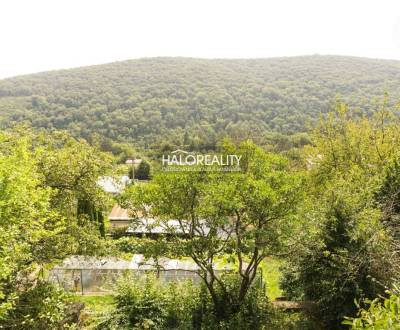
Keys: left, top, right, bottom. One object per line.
{"left": 75, "top": 295, "right": 114, "bottom": 328}
{"left": 259, "top": 258, "right": 283, "bottom": 300}
{"left": 77, "top": 295, "right": 115, "bottom": 313}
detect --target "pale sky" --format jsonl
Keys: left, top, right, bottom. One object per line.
{"left": 1, "top": 0, "right": 400, "bottom": 79}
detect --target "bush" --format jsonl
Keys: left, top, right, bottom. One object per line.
{"left": 192, "top": 274, "right": 271, "bottom": 329}
{"left": 280, "top": 199, "right": 392, "bottom": 328}
{"left": 0, "top": 282, "right": 77, "bottom": 329}
{"left": 96, "top": 274, "right": 198, "bottom": 329}
{"left": 134, "top": 161, "right": 151, "bottom": 180}
{"left": 96, "top": 274, "right": 277, "bottom": 330}
{"left": 267, "top": 310, "right": 320, "bottom": 330}
{"left": 343, "top": 288, "right": 400, "bottom": 329}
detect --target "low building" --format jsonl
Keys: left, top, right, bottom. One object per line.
{"left": 108, "top": 204, "right": 132, "bottom": 229}
{"left": 48, "top": 255, "right": 213, "bottom": 294}
{"left": 108, "top": 203, "right": 191, "bottom": 236}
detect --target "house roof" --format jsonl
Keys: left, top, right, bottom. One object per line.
{"left": 126, "top": 159, "right": 142, "bottom": 165}
{"left": 126, "top": 218, "right": 188, "bottom": 235}
{"left": 109, "top": 204, "right": 131, "bottom": 220}
{"left": 98, "top": 175, "right": 131, "bottom": 194}
{"left": 109, "top": 203, "right": 195, "bottom": 235}
{"left": 108, "top": 204, "right": 214, "bottom": 236}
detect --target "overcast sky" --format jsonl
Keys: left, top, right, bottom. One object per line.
{"left": 1, "top": 0, "right": 400, "bottom": 79}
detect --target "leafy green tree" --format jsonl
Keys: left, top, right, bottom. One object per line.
{"left": 120, "top": 140, "right": 302, "bottom": 321}
{"left": 4, "top": 283, "right": 76, "bottom": 329}
{"left": 134, "top": 160, "right": 151, "bottom": 180}
{"left": 281, "top": 102, "right": 400, "bottom": 328}
{"left": 33, "top": 130, "right": 113, "bottom": 237}
{"left": 0, "top": 132, "right": 62, "bottom": 320}
{"left": 0, "top": 127, "right": 112, "bottom": 325}
{"left": 77, "top": 198, "right": 106, "bottom": 237}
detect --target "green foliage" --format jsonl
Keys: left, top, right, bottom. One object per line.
{"left": 281, "top": 102, "right": 400, "bottom": 328}
{"left": 197, "top": 274, "right": 271, "bottom": 330}
{"left": 96, "top": 275, "right": 199, "bottom": 330}
{"left": 0, "top": 282, "right": 76, "bottom": 330}
{"left": 96, "top": 274, "right": 275, "bottom": 330}
{"left": 77, "top": 295, "right": 114, "bottom": 329}
{"left": 134, "top": 160, "right": 151, "bottom": 180}
{"left": 78, "top": 295, "right": 114, "bottom": 314}
{"left": 1, "top": 89, "right": 400, "bottom": 329}
{"left": 0, "top": 131, "right": 59, "bottom": 319}
{"left": 259, "top": 258, "right": 283, "bottom": 300}
{"left": 33, "top": 130, "right": 113, "bottom": 222}
{"left": 267, "top": 310, "right": 319, "bottom": 330}
{"left": 77, "top": 199, "right": 106, "bottom": 237}
{"left": 0, "top": 127, "right": 112, "bottom": 326}
{"left": 1, "top": 56, "right": 400, "bottom": 147}
{"left": 120, "top": 140, "right": 303, "bottom": 321}
{"left": 375, "top": 160, "right": 400, "bottom": 251}
{"left": 343, "top": 289, "right": 400, "bottom": 329}
{"left": 95, "top": 137, "right": 137, "bottom": 163}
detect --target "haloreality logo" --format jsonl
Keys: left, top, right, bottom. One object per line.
{"left": 162, "top": 150, "right": 241, "bottom": 172}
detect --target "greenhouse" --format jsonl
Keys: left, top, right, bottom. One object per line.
{"left": 48, "top": 255, "right": 230, "bottom": 295}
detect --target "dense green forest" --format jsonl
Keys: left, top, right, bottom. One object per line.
{"left": 1, "top": 56, "right": 400, "bottom": 149}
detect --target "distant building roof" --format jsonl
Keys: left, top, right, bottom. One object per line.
{"left": 108, "top": 204, "right": 210, "bottom": 236}
{"left": 126, "top": 218, "right": 188, "bottom": 235}
{"left": 109, "top": 204, "right": 132, "bottom": 220}
{"left": 126, "top": 159, "right": 142, "bottom": 165}
{"left": 98, "top": 175, "right": 131, "bottom": 194}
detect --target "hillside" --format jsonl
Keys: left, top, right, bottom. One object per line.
{"left": 0, "top": 55, "right": 399, "bottom": 148}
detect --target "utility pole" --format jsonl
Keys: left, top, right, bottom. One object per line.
{"left": 131, "top": 156, "right": 135, "bottom": 181}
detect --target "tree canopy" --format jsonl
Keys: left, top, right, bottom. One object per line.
{"left": 1, "top": 56, "right": 400, "bottom": 149}
{"left": 0, "top": 128, "right": 112, "bottom": 325}
{"left": 120, "top": 140, "right": 303, "bottom": 320}
{"left": 281, "top": 102, "right": 400, "bottom": 328}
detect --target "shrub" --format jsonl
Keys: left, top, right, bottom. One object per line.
{"left": 267, "top": 310, "right": 320, "bottom": 330}
{"left": 134, "top": 160, "right": 151, "bottom": 180}
{"left": 343, "top": 288, "right": 400, "bottom": 329}
{"left": 96, "top": 274, "right": 198, "bottom": 329}
{"left": 0, "top": 282, "right": 77, "bottom": 330}
{"left": 191, "top": 273, "right": 271, "bottom": 329}
{"left": 96, "top": 273, "right": 276, "bottom": 330}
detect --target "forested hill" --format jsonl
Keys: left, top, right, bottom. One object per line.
{"left": 1, "top": 55, "right": 400, "bottom": 148}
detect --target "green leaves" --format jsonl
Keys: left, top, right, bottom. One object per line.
{"left": 2, "top": 57, "right": 400, "bottom": 149}
{"left": 121, "top": 140, "right": 302, "bottom": 318}
{"left": 0, "top": 128, "right": 113, "bottom": 324}
{"left": 0, "top": 132, "right": 56, "bottom": 320}
{"left": 281, "top": 102, "right": 400, "bottom": 328}
{"left": 344, "top": 290, "right": 400, "bottom": 329}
